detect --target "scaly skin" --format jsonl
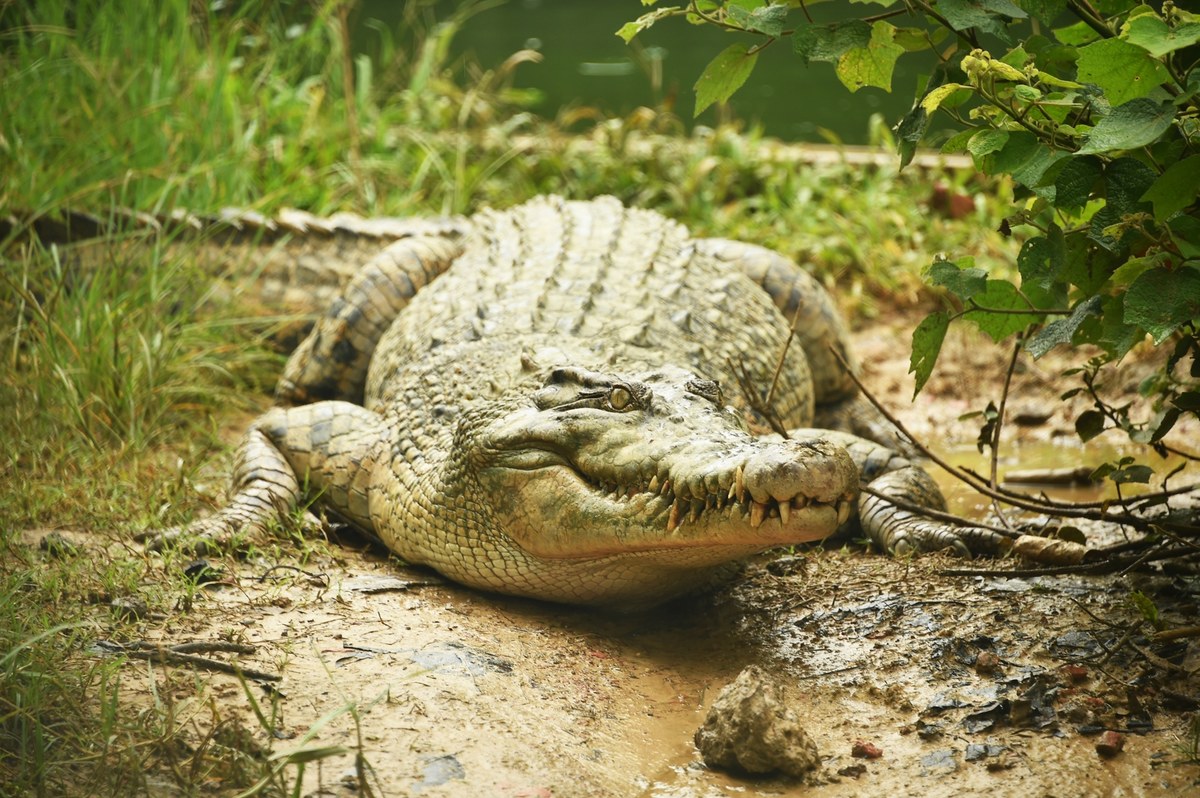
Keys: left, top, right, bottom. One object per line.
{"left": 149, "top": 196, "right": 1005, "bottom": 608}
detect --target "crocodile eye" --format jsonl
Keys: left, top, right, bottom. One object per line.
{"left": 609, "top": 385, "right": 633, "bottom": 410}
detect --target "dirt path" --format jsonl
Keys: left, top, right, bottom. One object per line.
{"left": 101, "top": 315, "right": 1199, "bottom": 798}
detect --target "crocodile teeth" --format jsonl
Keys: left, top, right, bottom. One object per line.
{"left": 648, "top": 475, "right": 659, "bottom": 493}
{"left": 735, "top": 465, "right": 746, "bottom": 504}
{"left": 793, "top": 496, "right": 809, "bottom": 510}
{"left": 661, "top": 479, "right": 672, "bottom": 497}
{"left": 779, "top": 501, "right": 791, "bottom": 525}
{"left": 837, "top": 499, "right": 852, "bottom": 526}
{"left": 667, "top": 498, "right": 683, "bottom": 533}
{"left": 749, "top": 501, "right": 766, "bottom": 529}
{"left": 690, "top": 499, "right": 704, "bottom": 522}
{"left": 727, "top": 481, "right": 737, "bottom": 502}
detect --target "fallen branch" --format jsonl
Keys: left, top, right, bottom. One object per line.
{"left": 94, "top": 640, "right": 280, "bottom": 682}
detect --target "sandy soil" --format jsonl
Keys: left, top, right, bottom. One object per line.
{"left": 78, "top": 313, "right": 1199, "bottom": 798}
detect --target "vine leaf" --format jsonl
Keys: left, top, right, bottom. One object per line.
{"left": 726, "top": 2, "right": 788, "bottom": 37}
{"left": 693, "top": 42, "right": 759, "bottom": 116}
{"left": 1076, "top": 410, "right": 1106, "bottom": 442}
{"left": 1026, "top": 295, "right": 1102, "bottom": 358}
{"left": 1077, "top": 99, "right": 1175, "bottom": 155}
{"left": 1075, "top": 38, "right": 1170, "bottom": 106}
{"left": 910, "top": 311, "right": 949, "bottom": 397}
{"left": 835, "top": 21, "right": 904, "bottom": 93}
{"left": 792, "top": 20, "right": 871, "bottom": 64}
{"left": 616, "top": 7, "right": 683, "bottom": 43}
{"left": 929, "top": 258, "right": 987, "bottom": 298}
{"left": 1124, "top": 14, "right": 1200, "bottom": 57}
{"left": 1140, "top": 156, "right": 1200, "bottom": 222}
{"left": 1123, "top": 266, "right": 1200, "bottom": 344}
{"left": 966, "top": 280, "right": 1042, "bottom": 342}
{"left": 938, "top": 0, "right": 1025, "bottom": 43}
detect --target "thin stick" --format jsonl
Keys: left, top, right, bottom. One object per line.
{"left": 827, "top": 346, "right": 1198, "bottom": 534}
{"left": 101, "top": 641, "right": 281, "bottom": 682}
{"left": 858, "top": 484, "right": 1018, "bottom": 538}
{"left": 988, "top": 338, "right": 1023, "bottom": 529}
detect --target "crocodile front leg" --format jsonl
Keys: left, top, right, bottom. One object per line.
{"left": 789, "top": 428, "right": 1011, "bottom": 557}
{"left": 145, "top": 402, "right": 389, "bottom": 552}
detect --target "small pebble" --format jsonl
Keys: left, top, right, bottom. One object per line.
{"left": 975, "top": 651, "right": 1002, "bottom": 674}
{"left": 851, "top": 739, "right": 883, "bottom": 759}
{"left": 1095, "top": 730, "right": 1125, "bottom": 758}
{"left": 1062, "top": 664, "right": 1089, "bottom": 682}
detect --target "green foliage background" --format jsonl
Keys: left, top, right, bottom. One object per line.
{"left": 626, "top": 0, "right": 1200, "bottom": 467}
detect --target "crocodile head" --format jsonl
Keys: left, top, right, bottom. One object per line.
{"left": 433, "top": 364, "right": 858, "bottom": 608}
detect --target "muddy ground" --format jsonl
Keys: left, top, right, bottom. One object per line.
{"left": 79, "top": 317, "right": 1200, "bottom": 797}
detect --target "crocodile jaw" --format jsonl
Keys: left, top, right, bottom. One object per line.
{"left": 473, "top": 367, "right": 858, "bottom": 565}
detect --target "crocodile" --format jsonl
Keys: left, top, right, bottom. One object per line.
{"left": 129, "top": 195, "right": 1005, "bottom": 608}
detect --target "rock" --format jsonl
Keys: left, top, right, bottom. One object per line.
{"left": 1095, "top": 730, "right": 1125, "bottom": 758}
{"left": 851, "top": 739, "right": 884, "bottom": 759}
{"left": 694, "top": 665, "right": 821, "bottom": 777}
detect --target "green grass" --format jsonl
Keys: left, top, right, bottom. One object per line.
{"left": 0, "top": 0, "right": 1023, "bottom": 793}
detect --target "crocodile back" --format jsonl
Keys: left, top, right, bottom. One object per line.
{"left": 366, "top": 196, "right": 814, "bottom": 429}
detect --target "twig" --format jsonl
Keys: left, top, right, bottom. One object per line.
{"left": 97, "top": 640, "right": 281, "bottom": 682}
{"left": 766, "top": 300, "right": 805, "bottom": 411}
{"left": 939, "top": 546, "right": 1196, "bottom": 577}
{"left": 858, "top": 484, "right": 1018, "bottom": 538}
{"left": 827, "top": 345, "right": 1199, "bottom": 536}
{"left": 1152, "top": 626, "right": 1200, "bottom": 642}
{"left": 728, "top": 356, "right": 789, "bottom": 438}
{"left": 988, "top": 338, "right": 1023, "bottom": 529}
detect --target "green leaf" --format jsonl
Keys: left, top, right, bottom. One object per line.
{"left": 1012, "top": 84, "right": 1042, "bottom": 102}
{"left": 1129, "top": 590, "right": 1162, "bottom": 628}
{"left": 894, "top": 62, "right": 956, "bottom": 168}
{"left": 1125, "top": 15, "right": 1200, "bottom": 57}
{"left": 1017, "top": 230, "right": 1066, "bottom": 288}
{"left": 1075, "top": 38, "right": 1170, "bottom": 106}
{"left": 940, "top": 128, "right": 976, "bottom": 153}
{"left": 910, "top": 311, "right": 949, "bottom": 397}
{"left": 1095, "top": 293, "right": 1143, "bottom": 359}
{"left": 929, "top": 258, "right": 988, "bottom": 298}
{"left": 1111, "top": 463, "right": 1154, "bottom": 485}
{"left": 939, "top": 0, "right": 1023, "bottom": 43}
{"left": 693, "top": 42, "right": 759, "bottom": 116}
{"left": 1055, "top": 20, "right": 1102, "bottom": 47}
{"left": 616, "top": 6, "right": 683, "bottom": 42}
{"left": 1016, "top": 0, "right": 1066, "bottom": 23}
{"left": 1110, "top": 251, "right": 1170, "bottom": 287}
{"left": 1104, "top": 156, "right": 1158, "bottom": 214}
{"left": 921, "top": 82, "right": 972, "bottom": 113}
{"left": 1026, "top": 295, "right": 1102, "bottom": 358}
{"left": 965, "top": 279, "right": 1043, "bottom": 341}
{"left": 1140, "top": 155, "right": 1200, "bottom": 221}
{"left": 967, "top": 129, "right": 1009, "bottom": 168}
{"left": 1170, "top": 215, "right": 1200, "bottom": 259}
{"left": 1076, "top": 409, "right": 1107, "bottom": 441}
{"left": 726, "top": 2, "right": 788, "bottom": 36}
{"left": 1077, "top": 98, "right": 1175, "bottom": 155}
{"left": 792, "top": 20, "right": 871, "bottom": 64}
{"left": 835, "top": 21, "right": 905, "bottom": 92}
{"left": 894, "top": 26, "right": 939, "bottom": 52}
{"left": 1051, "top": 155, "right": 1102, "bottom": 211}
{"left": 1123, "top": 266, "right": 1200, "bottom": 344}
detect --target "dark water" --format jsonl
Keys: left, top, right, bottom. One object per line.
{"left": 361, "top": 0, "right": 932, "bottom": 144}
